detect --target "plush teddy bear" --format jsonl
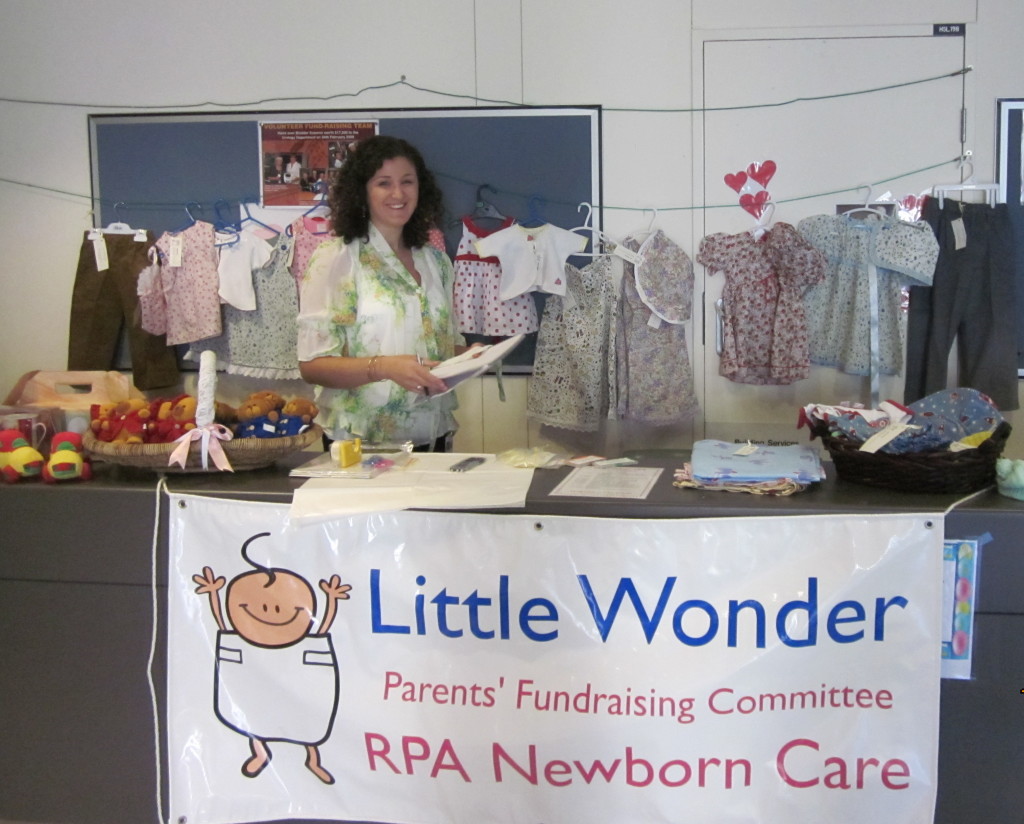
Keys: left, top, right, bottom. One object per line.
{"left": 276, "top": 397, "right": 319, "bottom": 436}
{"left": 151, "top": 394, "right": 198, "bottom": 443}
{"left": 234, "top": 391, "right": 285, "bottom": 439}
{"left": 89, "top": 402, "right": 119, "bottom": 442}
{"left": 0, "top": 428, "right": 45, "bottom": 482}
{"left": 42, "top": 431, "right": 92, "bottom": 483}
{"left": 107, "top": 398, "right": 152, "bottom": 444}
{"left": 214, "top": 401, "right": 238, "bottom": 428}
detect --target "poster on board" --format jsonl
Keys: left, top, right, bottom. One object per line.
{"left": 260, "top": 121, "right": 378, "bottom": 207}
{"left": 167, "top": 497, "right": 943, "bottom": 824}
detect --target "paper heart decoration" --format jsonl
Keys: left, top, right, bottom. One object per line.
{"left": 900, "top": 194, "right": 921, "bottom": 212}
{"left": 747, "top": 160, "right": 777, "bottom": 188}
{"left": 724, "top": 171, "right": 748, "bottom": 193}
{"left": 739, "top": 190, "right": 770, "bottom": 218}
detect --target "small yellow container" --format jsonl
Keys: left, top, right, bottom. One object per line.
{"left": 330, "top": 437, "right": 362, "bottom": 468}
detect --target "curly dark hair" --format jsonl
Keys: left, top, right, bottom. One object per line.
{"left": 328, "top": 135, "right": 444, "bottom": 247}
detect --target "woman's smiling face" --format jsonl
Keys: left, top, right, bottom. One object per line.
{"left": 366, "top": 155, "right": 419, "bottom": 234}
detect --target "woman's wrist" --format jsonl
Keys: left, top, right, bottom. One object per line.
{"left": 366, "top": 355, "right": 388, "bottom": 384}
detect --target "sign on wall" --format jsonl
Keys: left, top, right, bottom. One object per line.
{"left": 167, "top": 496, "right": 943, "bottom": 824}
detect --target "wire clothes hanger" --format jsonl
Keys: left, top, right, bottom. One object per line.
{"left": 172, "top": 201, "right": 203, "bottom": 234}
{"left": 569, "top": 202, "right": 616, "bottom": 257}
{"left": 932, "top": 153, "right": 998, "bottom": 208}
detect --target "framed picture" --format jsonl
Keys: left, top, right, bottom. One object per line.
{"left": 259, "top": 121, "right": 379, "bottom": 207}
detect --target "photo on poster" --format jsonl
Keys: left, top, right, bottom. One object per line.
{"left": 260, "top": 121, "right": 379, "bottom": 207}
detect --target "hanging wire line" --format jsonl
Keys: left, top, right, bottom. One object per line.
{"left": 1, "top": 154, "right": 959, "bottom": 218}
{"left": 0, "top": 67, "right": 970, "bottom": 113}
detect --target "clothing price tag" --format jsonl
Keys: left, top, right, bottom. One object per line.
{"left": 733, "top": 441, "right": 759, "bottom": 456}
{"left": 611, "top": 244, "right": 643, "bottom": 266}
{"left": 950, "top": 217, "right": 967, "bottom": 251}
{"left": 91, "top": 235, "right": 109, "bottom": 272}
{"left": 647, "top": 311, "right": 664, "bottom": 329}
{"left": 133, "top": 229, "right": 148, "bottom": 243}
{"left": 169, "top": 235, "right": 184, "bottom": 267}
{"left": 858, "top": 422, "right": 920, "bottom": 454}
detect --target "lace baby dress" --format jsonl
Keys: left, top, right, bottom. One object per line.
{"left": 527, "top": 256, "right": 617, "bottom": 431}
{"left": 614, "top": 230, "right": 699, "bottom": 424}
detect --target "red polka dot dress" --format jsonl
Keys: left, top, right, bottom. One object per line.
{"left": 453, "top": 217, "right": 539, "bottom": 336}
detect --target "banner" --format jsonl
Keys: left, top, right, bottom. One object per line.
{"left": 167, "top": 495, "right": 943, "bottom": 824}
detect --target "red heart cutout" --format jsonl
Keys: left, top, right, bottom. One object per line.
{"left": 739, "top": 190, "right": 770, "bottom": 218}
{"left": 724, "top": 171, "right": 748, "bottom": 192}
{"left": 899, "top": 194, "right": 920, "bottom": 211}
{"left": 747, "top": 160, "right": 777, "bottom": 188}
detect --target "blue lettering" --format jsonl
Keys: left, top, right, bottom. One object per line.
{"left": 577, "top": 575, "right": 677, "bottom": 642}
{"left": 827, "top": 600, "right": 866, "bottom": 643}
{"left": 371, "top": 568, "right": 411, "bottom": 635}
{"left": 777, "top": 577, "right": 817, "bottom": 648}
{"left": 672, "top": 599, "right": 718, "bottom": 645}
{"left": 874, "top": 596, "right": 908, "bottom": 640}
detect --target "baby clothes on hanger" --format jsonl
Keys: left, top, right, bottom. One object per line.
{"left": 904, "top": 197, "right": 1019, "bottom": 411}
{"left": 614, "top": 229, "right": 699, "bottom": 424}
{"left": 217, "top": 228, "right": 274, "bottom": 311}
{"left": 798, "top": 213, "right": 938, "bottom": 377}
{"left": 188, "top": 232, "right": 301, "bottom": 380}
{"left": 453, "top": 216, "right": 539, "bottom": 336}
{"left": 473, "top": 223, "right": 587, "bottom": 301}
{"left": 528, "top": 256, "right": 617, "bottom": 432}
{"left": 697, "top": 222, "right": 825, "bottom": 384}
{"left": 68, "top": 229, "right": 180, "bottom": 390}
{"left": 141, "top": 220, "right": 222, "bottom": 346}
{"left": 288, "top": 215, "right": 334, "bottom": 286}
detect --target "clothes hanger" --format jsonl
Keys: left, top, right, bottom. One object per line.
{"left": 101, "top": 202, "right": 137, "bottom": 234}
{"left": 520, "top": 195, "right": 547, "bottom": 228}
{"left": 171, "top": 201, "right": 203, "bottom": 234}
{"left": 840, "top": 184, "right": 891, "bottom": 219}
{"left": 932, "top": 153, "right": 999, "bottom": 208}
{"left": 750, "top": 202, "right": 775, "bottom": 240}
{"left": 628, "top": 207, "right": 660, "bottom": 241}
{"left": 569, "top": 202, "right": 616, "bottom": 256}
{"left": 238, "top": 201, "right": 281, "bottom": 237}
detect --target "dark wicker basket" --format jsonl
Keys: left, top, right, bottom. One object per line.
{"left": 811, "top": 420, "right": 1011, "bottom": 494}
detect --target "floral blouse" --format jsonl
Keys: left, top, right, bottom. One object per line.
{"left": 297, "top": 225, "right": 462, "bottom": 445}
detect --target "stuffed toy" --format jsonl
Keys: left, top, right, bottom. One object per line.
{"left": 235, "top": 391, "right": 285, "bottom": 438}
{"left": 214, "top": 401, "right": 238, "bottom": 428}
{"left": 107, "top": 397, "right": 151, "bottom": 444}
{"left": 42, "top": 431, "right": 92, "bottom": 483}
{"left": 0, "top": 428, "right": 45, "bottom": 482}
{"left": 89, "top": 402, "right": 119, "bottom": 442}
{"left": 276, "top": 397, "right": 319, "bottom": 436}
{"left": 151, "top": 394, "right": 198, "bottom": 443}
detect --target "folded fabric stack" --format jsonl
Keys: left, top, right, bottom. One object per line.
{"left": 674, "top": 439, "right": 825, "bottom": 496}
{"left": 799, "top": 388, "right": 1004, "bottom": 455}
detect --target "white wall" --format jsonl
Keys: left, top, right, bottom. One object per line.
{"left": 1, "top": 0, "right": 1021, "bottom": 454}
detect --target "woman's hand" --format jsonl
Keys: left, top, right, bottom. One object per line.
{"left": 375, "top": 354, "right": 449, "bottom": 396}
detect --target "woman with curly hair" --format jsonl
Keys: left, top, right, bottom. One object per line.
{"left": 297, "top": 135, "right": 466, "bottom": 450}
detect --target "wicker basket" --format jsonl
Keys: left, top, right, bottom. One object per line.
{"left": 83, "top": 425, "right": 323, "bottom": 473}
{"left": 811, "top": 420, "right": 1011, "bottom": 494}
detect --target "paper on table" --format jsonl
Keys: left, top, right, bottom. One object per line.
{"left": 289, "top": 452, "right": 534, "bottom": 523}
{"left": 550, "top": 466, "right": 663, "bottom": 499}
{"left": 428, "top": 334, "right": 525, "bottom": 396}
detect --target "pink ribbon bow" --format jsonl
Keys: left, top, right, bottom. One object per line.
{"left": 167, "top": 423, "right": 235, "bottom": 471}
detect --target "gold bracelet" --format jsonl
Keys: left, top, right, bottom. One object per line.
{"left": 367, "top": 355, "right": 386, "bottom": 383}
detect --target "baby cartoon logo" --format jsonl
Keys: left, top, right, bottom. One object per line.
{"left": 193, "top": 531, "right": 352, "bottom": 784}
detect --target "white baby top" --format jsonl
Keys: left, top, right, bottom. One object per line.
{"left": 473, "top": 223, "right": 587, "bottom": 301}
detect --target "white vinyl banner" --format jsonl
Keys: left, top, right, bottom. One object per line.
{"left": 167, "top": 494, "right": 944, "bottom": 824}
